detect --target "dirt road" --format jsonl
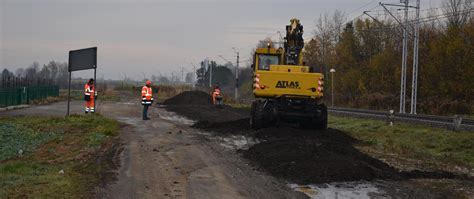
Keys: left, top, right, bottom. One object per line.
{"left": 0, "top": 100, "right": 306, "bottom": 199}
{"left": 2, "top": 91, "right": 473, "bottom": 198}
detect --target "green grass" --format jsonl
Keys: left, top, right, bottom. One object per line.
{"left": 462, "top": 115, "right": 474, "bottom": 120}
{"left": 329, "top": 115, "right": 474, "bottom": 170}
{"left": 59, "top": 90, "right": 83, "bottom": 100}
{"left": 0, "top": 115, "right": 120, "bottom": 198}
{"left": 60, "top": 89, "right": 121, "bottom": 102}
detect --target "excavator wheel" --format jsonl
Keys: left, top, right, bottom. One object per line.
{"left": 250, "top": 101, "right": 265, "bottom": 129}
{"left": 215, "top": 96, "right": 224, "bottom": 109}
{"left": 313, "top": 104, "right": 328, "bottom": 130}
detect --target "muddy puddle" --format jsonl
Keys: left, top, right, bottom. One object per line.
{"left": 117, "top": 102, "right": 136, "bottom": 105}
{"left": 157, "top": 110, "right": 196, "bottom": 126}
{"left": 289, "top": 181, "right": 385, "bottom": 199}
{"left": 216, "top": 135, "right": 261, "bottom": 150}
{"left": 116, "top": 116, "right": 142, "bottom": 126}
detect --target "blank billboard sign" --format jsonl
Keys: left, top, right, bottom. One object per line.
{"left": 68, "top": 47, "right": 97, "bottom": 72}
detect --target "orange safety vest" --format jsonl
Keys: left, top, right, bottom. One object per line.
{"left": 84, "top": 84, "right": 96, "bottom": 98}
{"left": 141, "top": 86, "right": 153, "bottom": 105}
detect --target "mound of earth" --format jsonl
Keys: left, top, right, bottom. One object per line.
{"left": 164, "top": 93, "right": 461, "bottom": 185}
{"left": 163, "top": 91, "right": 212, "bottom": 106}
{"left": 243, "top": 127, "right": 402, "bottom": 184}
{"left": 248, "top": 127, "right": 459, "bottom": 184}
{"left": 192, "top": 118, "right": 251, "bottom": 135}
{"left": 166, "top": 104, "right": 249, "bottom": 124}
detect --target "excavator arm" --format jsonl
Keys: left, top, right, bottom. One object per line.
{"left": 284, "top": 18, "right": 304, "bottom": 65}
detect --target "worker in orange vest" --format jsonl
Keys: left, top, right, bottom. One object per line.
{"left": 141, "top": 80, "right": 154, "bottom": 120}
{"left": 211, "top": 85, "right": 221, "bottom": 105}
{"left": 84, "top": 78, "right": 97, "bottom": 114}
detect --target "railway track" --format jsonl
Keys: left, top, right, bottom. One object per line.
{"left": 328, "top": 107, "right": 474, "bottom": 131}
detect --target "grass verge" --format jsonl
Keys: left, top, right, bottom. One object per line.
{"left": 329, "top": 114, "right": 474, "bottom": 174}
{"left": 59, "top": 89, "right": 121, "bottom": 102}
{"left": 0, "top": 114, "right": 120, "bottom": 198}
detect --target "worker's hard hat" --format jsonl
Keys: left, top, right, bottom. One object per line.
{"left": 146, "top": 80, "right": 151, "bottom": 85}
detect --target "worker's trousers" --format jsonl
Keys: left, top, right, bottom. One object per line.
{"left": 85, "top": 98, "right": 95, "bottom": 113}
{"left": 143, "top": 105, "right": 150, "bottom": 119}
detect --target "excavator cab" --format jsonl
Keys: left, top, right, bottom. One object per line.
{"left": 252, "top": 45, "right": 284, "bottom": 71}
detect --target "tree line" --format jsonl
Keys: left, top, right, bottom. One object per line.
{"left": 303, "top": 0, "right": 473, "bottom": 115}
{"left": 1, "top": 61, "right": 69, "bottom": 88}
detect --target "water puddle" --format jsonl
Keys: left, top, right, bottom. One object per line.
{"left": 289, "top": 181, "right": 385, "bottom": 199}
{"left": 194, "top": 130, "right": 213, "bottom": 136}
{"left": 116, "top": 116, "right": 142, "bottom": 126}
{"left": 117, "top": 102, "right": 136, "bottom": 105}
{"left": 157, "top": 111, "right": 196, "bottom": 126}
{"left": 217, "top": 135, "right": 260, "bottom": 150}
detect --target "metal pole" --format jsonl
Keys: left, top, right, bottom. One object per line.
{"left": 410, "top": 0, "right": 420, "bottom": 114}
{"left": 67, "top": 71, "right": 71, "bottom": 116}
{"left": 94, "top": 68, "right": 96, "bottom": 112}
{"left": 322, "top": 40, "right": 327, "bottom": 78}
{"left": 399, "top": 0, "right": 409, "bottom": 113}
{"left": 193, "top": 64, "right": 196, "bottom": 90}
{"left": 331, "top": 72, "right": 334, "bottom": 107}
{"left": 208, "top": 59, "right": 212, "bottom": 88}
{"left": 235, "top": 51, "right": 239, "bottom": 101}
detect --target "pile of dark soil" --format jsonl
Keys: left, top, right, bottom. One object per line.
{"left": 166, "top": 104, "right": 249, "bottom": 124}
{"left": 192, "top": 118, "right": 251, "bottom": 135}
{"left": 243, "top": 127, "right": 402, "bottom": 184}
{"left": 163, "top": 91, "right": 212, "bottom": 106}
{"left": 164, "top": 94, "right": 461, "bottom": 185}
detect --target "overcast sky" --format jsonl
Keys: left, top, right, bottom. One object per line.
{"left": 1, "top": 0, "right": 443, "bottom": 80}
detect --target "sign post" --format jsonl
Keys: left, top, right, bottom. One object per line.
{"left": 67, "top": 47, "right": 97, "bottom": 116}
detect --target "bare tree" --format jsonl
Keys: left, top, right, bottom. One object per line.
{"left": 44, "top": 61, "right": 59, "bottom": 81}
{"left": 185, "top": 72, "right": 193, "bottom": 83}
{"left": 25, "top": 62, "right": 39, "bottom": 79}
{"left": 15, "top": 68, "right": 25, "bottom": 78}
{"left": 313, "top": 10, "right": 346, "bottom": 76}
{"left": 256, "top": 37, "right": 275, "bottom": 48}
{"left": 332, "top": 10, "right": 347, "bottom": 43}
{"left": 443, "top": 0, "right": 472, "bottom": 27}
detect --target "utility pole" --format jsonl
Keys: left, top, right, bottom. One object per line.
{"left": 207, "top": 58, "right": 212, "bottom": 88}
{"left": 191, "top": 63, "right": 196, "bottom": 89}
{"left": 380, "top": 1, "right": 418, "bottom": 114}
{"left": 330, "top": 68, "right": 336, "bottom": 107}
{"left": 399, "top": 0, "right": 409, "bottom": 114}
{"left": 181, "top": 67, "right": 184, "bottom": 83}
{"left": 233, "top": 47, "right": 239, "bottom": 101}
{"left": 322, "top": 37, "right": 327, "bottom": 79}
{"left": 381, "top": 0, "right": 409, "bottom": 114}
{"left": 410, "top": 0, "right": 420, "bottom": 114}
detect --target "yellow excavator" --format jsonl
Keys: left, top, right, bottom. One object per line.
{"left": 250, "top": 18, "right": 327, "bottom": 129}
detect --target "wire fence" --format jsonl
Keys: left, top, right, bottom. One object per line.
{"left": 1, "top": 76, "right": 56, "bottom": 88}
{"left": 0, "top": 75, "right": 60, "bottom": 107}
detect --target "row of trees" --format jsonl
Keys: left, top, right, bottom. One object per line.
{"left": 1, "top": 61, "right": 69, "bottom": 88}
{"left": 302, "top": 0, "right": 473, "bottom": 114}
{"left": 196, "top": 60, "right": 235, "bottom": 89}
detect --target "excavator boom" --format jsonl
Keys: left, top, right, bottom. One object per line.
{"left": 284, "top": 18, "right": 304, "bottom": 65}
